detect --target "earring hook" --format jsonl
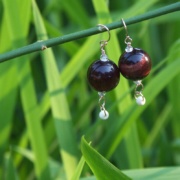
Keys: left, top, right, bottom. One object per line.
{"left": 98, "top": 24, "right": 111, "bottom": 56}
{"left": 97, "top": 24, "right": 111, "bottom": 55}
{"left": 121, "top": 18, "right": 129, "bottom": 37}
{"left": 121, "top": 18, "right": 133, "bottom": 52}
{"left": 98, "top": 24, "right": 111, "bottom": 42}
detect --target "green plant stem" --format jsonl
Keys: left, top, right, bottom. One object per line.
{"left": 0, "top": 2, "right": 179, "bottom": 62}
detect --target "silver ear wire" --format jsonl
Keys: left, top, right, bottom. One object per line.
{"left": 121, "top": 18, "right": 128, "bottom": 37}
{"left": 98, "top": 24, "right": 111, "bottom": 42}
{"left": 121, "top": 18, "right": 133, "bottom": 52}
{"left": 98, "top": 24, "right": 111, "bottom": 56}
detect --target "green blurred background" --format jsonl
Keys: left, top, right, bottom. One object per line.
{"left": 0, "top": 0, "right": 179, "bottom": 179}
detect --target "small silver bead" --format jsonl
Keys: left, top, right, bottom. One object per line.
{"left": 136, "top": 96, "right": 146, "bottom": 105}
{"left": 99, "top": 110, "right": 109, "bottom": 120}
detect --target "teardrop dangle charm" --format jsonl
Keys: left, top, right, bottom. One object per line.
{"left": 98, "top": 92, "right": 109, "bottom": 120}
{"left": 134, "top": 80, "right": 146, "bottom": 105}
{"left": 119, "top": 19, "right": 152, "bottom": 105}
{"left": 87, "top": 24, "right": 120, "bottom": 119}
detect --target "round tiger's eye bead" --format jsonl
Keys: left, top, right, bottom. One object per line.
{"left": 118, "top": 48, "right": 152, "bottom": 80}
{"left": 87, "top": 59, "right": 120, "bottom": 92}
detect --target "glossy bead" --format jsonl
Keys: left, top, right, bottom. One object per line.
{"left": 87, "top": 59, "right": 120, "bottom": 92}
{"left": 119, "top": 48, "right": 152, "bottom": 80}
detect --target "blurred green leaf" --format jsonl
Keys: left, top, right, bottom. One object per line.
{"left": 60, "top": 0, "right": 91, "bottom": 28}
{"left": 81, "top": 136, "right": 132, "bottom": 180}
{"left": 61, "top": 36, "right": 100, "bottom": 87}
{"left": 144, "top": 104, "right": 172, "bottom": 148}
{"left": 2, "top": 0, "right": 51, "bottom": 179}
{"left": 71, "top": 157, "right": 85, "bottom": 180}
{"left": 167, "top": 40, "right": 180, "bottom": 137}
{"left": 80, "top": 167, "right": 180, "bottom": 180}
{"left": 123, "top": 167, "right": 180, "bottom": 180}
{"left": 32, "top": 0, "right": 78, "bottom": 179}
{"left": 4, "top": 153, "right": 19, "bottom": 180}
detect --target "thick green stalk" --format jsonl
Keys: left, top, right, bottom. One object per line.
{"left": 0, "top": 2, "right": 179, "bottom": 62}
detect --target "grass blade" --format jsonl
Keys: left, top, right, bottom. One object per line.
{"left": 32, "top": 0, "right": 78, "bottom": 179}
{"left": 123, "top": 167, "right": 180, "bottom": 180}
{"left": 61, "top": 36, "right": 100, "bottom": 87}
{"left": 81, "top": 137, "right": 132, "bottom": 180}
{"left": 4, "top": 153, "right": 19, "bottom": 180}
{"left": 80, "top": 166, "right": 180, "bottom": 180}
{"left": 60, "top": 0, "right": 90, "bottom": 28}
{"left": 71, "top": 157, "right": 86, "bottom": 180}
{"left": 0, "top": 3, "right": 19, "bottom": 178}
{"left": 144, "top": 104, "right": 172, "bottom": 148}
{"left": 167, "top": 40, "right": 180, "bottom": 137}
{"left": 0, "top": 61, "right": 18, "bottom": 165}
{"left": 2, "top": 0, "right": 51, "bottom": 179}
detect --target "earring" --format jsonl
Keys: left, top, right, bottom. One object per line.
{"left": 87, "top": 24, "right": 120, "bottom": 120}
{"left": 118, "top": 19, "right": 152, "bottom": 105}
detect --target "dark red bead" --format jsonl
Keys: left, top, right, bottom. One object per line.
{"left": 118, "top": 48, "right": 152, "bottom": 80}
{"left": 87, "top": 59, "right": 120, "bottom": 92}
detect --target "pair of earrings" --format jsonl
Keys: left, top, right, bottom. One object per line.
{"left": 87, "top": 19, "right": 152, "bottom": 120}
